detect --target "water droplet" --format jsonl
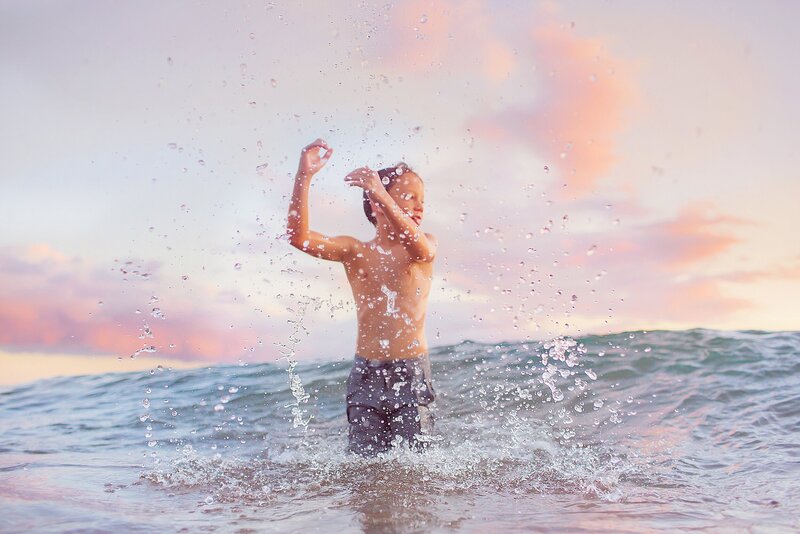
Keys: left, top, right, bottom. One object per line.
{"left": 142, "top": 398, "right": 150, "bottom": 409}
{"left": 234, "top": 262, "right": 242, "bottom": 270}
{"left": 379, "top": 339, "right": 390, "bottom": 349}
{"left": 139, "top": 325, "right": 154, "bottom": 339}
{"left": 148, "top": 440, "right": 158, "bottom": 447}
{"left": 166, "top": 57, "right": 173, "bottom": 66}
{"left": 585, "top": 369, "right": 597, "bottom": 380}
{"left": 381, "top": 176, "right": 390, "bottom": 185}
{"left": 380, "top": 285, "right": 399, "bottom": 315}
{"left": 270, "top": 78, "right": 278, "bottom": 88}
{"left": 543, "top": 165, "right": 549, "bottom": 173}
{"left": 586, "top": 245, "right": 597, "bottom": 256}
{"left": 167, "top": 142, "right": 178, "bottom": 149}
{"left": 214, "top": 404, "right": 225, "bottom": 412}
{"left": 256, "top": 163, "right": 269, "bottom": 174}
{"left": 198, "top": 159, "right": 205, "bottom": 166}
{"left": 181, "top": 275, "right": 189, "bottom": 281}
{"left": 419, "top": 14, "right": 428, "bottom": 23}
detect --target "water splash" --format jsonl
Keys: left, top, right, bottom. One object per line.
{"left": 274, "top": 296, "right": 315, "bottom": 429}
{"left": 380, "top": 284, "right": 399, "bottom": 315}
{"left": 4, "top": 330, "right": 796, "bottom": 532}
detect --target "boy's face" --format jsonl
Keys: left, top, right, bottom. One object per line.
{"left": 385, "top": 172, "right": 425, "bottom": 225}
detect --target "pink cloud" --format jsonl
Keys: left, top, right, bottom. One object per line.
{"left": 640, "top": 203, "right": 750, "bottom": 270}
{"left": 369, "top": 2, "right": 639, "bottom": 198}
{"left": 720, "top": 257, "right": 800, "bottom": 284}
{"left": 434, "top": 199, "right": 757, "bottom": 334}
{"left": 373, "top": 0, "right": 516, "bottom": 81}
{"left": 552, "top": 202, "right": 749, "bottom": 273}
{"left": 662, "top": 278, "right": 752, "bottom": 320}
{"left": 466, "top": 14, "right": 640, "bottom": 198}
{"left": 0, "top": 244, "right": 273, "bottom": 362}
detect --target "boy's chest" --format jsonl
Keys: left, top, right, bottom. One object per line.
{"left": 345, "top": 247, "right": 431, "bottom": 286}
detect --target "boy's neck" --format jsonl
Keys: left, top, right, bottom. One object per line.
{"left": 374, "top": 221, "right": 399, "bottom": 247}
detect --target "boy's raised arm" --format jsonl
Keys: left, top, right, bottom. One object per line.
{"left": 376, "top": 193, "right": 437, "bottom": 262}
{"left": 345, "top": 167, "right": 437, "bottom": 263}
{"left": 286, "top": 139, "right": 359, "bottom": 262}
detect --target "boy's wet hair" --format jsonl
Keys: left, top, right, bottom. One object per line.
{"left": 363, "top": 162, "right": 421, "bottom": 226}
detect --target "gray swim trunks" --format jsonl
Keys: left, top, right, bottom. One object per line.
{"left": 345, "top": 354, "right": 436, "bottom": 457}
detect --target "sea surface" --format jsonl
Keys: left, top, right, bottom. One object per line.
{"left": 1, "top": 329, "right": 798, "bottom": 533}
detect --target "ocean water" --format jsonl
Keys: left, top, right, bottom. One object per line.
{"left": 1, "top": 329, "right": 798, "bottom": 533}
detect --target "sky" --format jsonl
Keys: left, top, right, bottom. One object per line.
{"left": 1, "top": 0, "right": 799, "bottom": 385}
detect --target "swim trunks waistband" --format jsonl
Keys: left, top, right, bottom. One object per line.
{"left": 354, "top": 353, "right": 428, "bottom": 367}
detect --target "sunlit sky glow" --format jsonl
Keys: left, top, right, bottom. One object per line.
{"left": 1, "top": 0, "right": 799, "bottom": 385}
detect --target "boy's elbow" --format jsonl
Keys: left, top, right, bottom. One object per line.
{"left": 413, "top": 248, "right": 436, "bottom": 263}
{"left": 287, "top": 230, "right": 308, "bottom": 249}
{"left": 290, "top": 238, "right": 310, "bottom": 251}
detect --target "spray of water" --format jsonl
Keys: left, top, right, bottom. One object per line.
{"left": 274, "top": 296, "right": 315, "bottom": 429}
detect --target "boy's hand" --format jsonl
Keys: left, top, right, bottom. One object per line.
{"left": 344, "top": 167, "right": 385, "bottom": 196}
{"left": 297, "top": 138, "right": 333, "bottom": 178}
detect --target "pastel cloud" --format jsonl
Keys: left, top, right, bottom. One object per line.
{"left": 0, "top": 244, "right": 275, "bottom": 362}
{"left": 466, "top": 14, "right": 639, "bottom": 198}
{"left": 373, "top": 0, "right": 516, "bottom": 81}
{"left": 556, "top": 202, "right": 750, "bottom": 274}
{"left": 661, "top": 278, "right": 751, "bottom": 320}
{"left": 643, "top": 204, "right": 749, "bottom": 270}
{"left": 433, "top": 199, "right": 756, "bottom": 337}
{"left": 719, "top": 257, "right": 800, "bottom": 284}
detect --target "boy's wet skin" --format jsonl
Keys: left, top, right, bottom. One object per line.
{"left": 286, "top": 137, "right": 438, "bottom": 455}
{"left": 286, "top": 138, "right": 438, "bottom": 362}
{"left": 342, "top": 232, "right": 433, "bottom": 361}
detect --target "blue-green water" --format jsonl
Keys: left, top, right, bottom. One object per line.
{"left": 1, "top": 329, "right": 798, "bottom": 532}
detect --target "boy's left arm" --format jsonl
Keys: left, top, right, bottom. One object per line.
{"left": 370, "top": 187, "right": 437, "bottom": 263}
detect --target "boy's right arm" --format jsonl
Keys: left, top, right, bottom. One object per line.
{"left": 286, "top": 140, "right": 359, "bottom": 262}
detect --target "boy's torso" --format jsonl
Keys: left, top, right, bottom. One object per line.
{"left": 342, "top": 238, "right": 433, "bottom": 362}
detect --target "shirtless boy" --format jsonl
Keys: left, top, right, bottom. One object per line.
{"left": 286, "top": 138, "right": 437, "bottom": 457}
